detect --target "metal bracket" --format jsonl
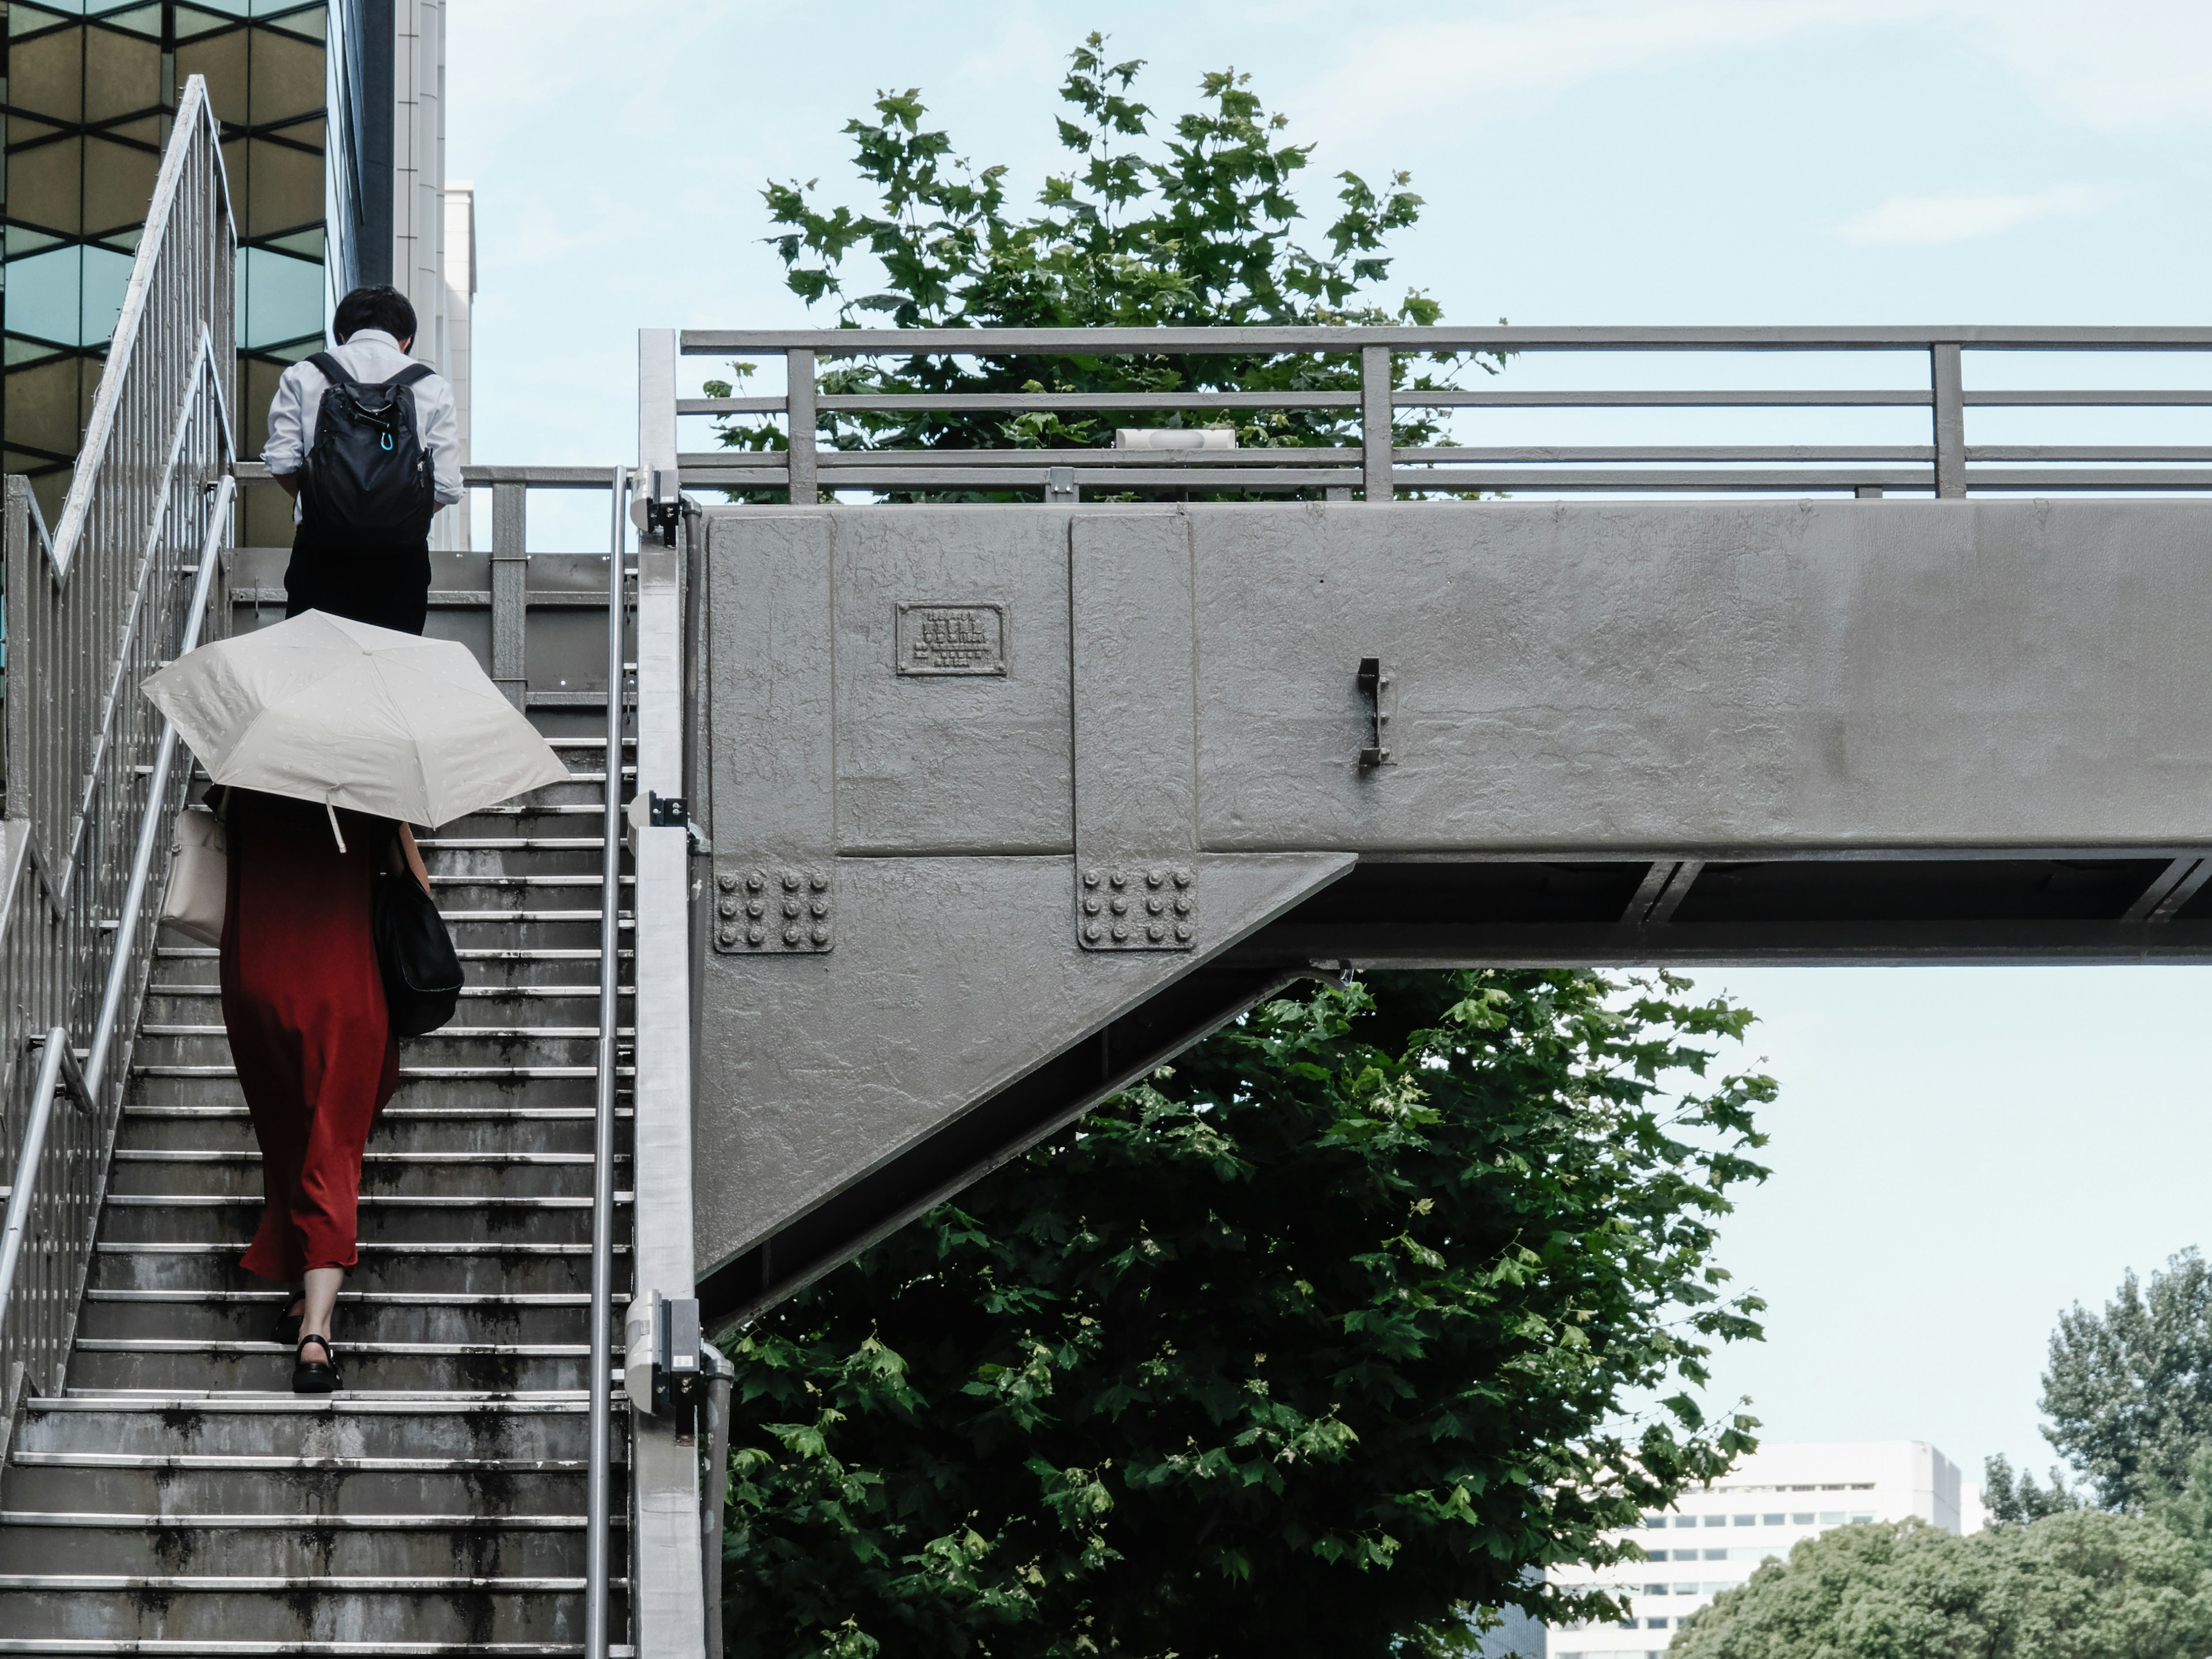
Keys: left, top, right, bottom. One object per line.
{"left": 647, "top": 793, "right": 687, "bottom": 827}
{"left": 713, "top": 862, "right": 834, "bottom": 952}
{"left": 1357, "top": 657, "right": 1396, "bottom": 767}
{"left": 1077, "top": 863, "right": 1195, "bottom": 950}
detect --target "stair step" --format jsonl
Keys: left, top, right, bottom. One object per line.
{"left": 66, "top": 1347, "right": 592, "bottom": 1392}
{"left": 0, "top": 1584, "right": 609, "bottom": 1646}
{"left": 77, "top": 1296, "right": 592, "bottom": 1344}
{"left": 90, "top": 1248, "right": 623, "bottom": 1298}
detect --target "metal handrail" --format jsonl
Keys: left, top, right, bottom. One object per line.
{"left": 587, "top": 465, "right": 631, "bottom": 1659}
{"left": 49, "top": 77, "right": 232, "bottom": 579}
{"left": 672, "top": 324, "right": 2212, "bottom": 502}
{"left": 84, "top": 480, "right": 229, "bottom": 1101}
{"left": 0, "top": 74, "right": 234, "bottom": 1442}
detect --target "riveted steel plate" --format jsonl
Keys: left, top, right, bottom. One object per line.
{"left": 713, "top": 863, "right": 835, "bottom": 952}
{"left": 1075, "top": 862, "right": 1196, "bottom": 950}
{"left": 708, "top": 514, "right": 838, "bottom": 953}
{"left": 896, "top": 602, "right": 1007, "bottom": 676}
{"left": 1070, "top": 515, "right": 1199, "bottom": 950}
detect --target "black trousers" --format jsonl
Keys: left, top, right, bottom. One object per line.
{"left": 283, "top": 522, "right": 431, "bottom": 636}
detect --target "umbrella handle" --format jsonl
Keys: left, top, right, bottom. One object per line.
{"left": 324, "top": 800, "right": 347, "bottom": 855}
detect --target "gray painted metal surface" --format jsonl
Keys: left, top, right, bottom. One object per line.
{"left": 691, "top": 498, "right": 2212, "bottom": 1320}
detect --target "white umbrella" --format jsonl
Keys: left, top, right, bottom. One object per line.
{"left": 141, "top": 610, "right": 571, "bottom": 834}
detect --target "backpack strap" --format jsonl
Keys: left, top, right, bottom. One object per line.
{"left": 307, "top": 351, "right": 353, "bottom": 388}
{"left": 391, "top": 363, "right": 435, "bottom": 388}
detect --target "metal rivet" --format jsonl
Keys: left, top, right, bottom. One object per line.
{"left": 1084, "top": 923, "right": 1101, "bottom": 942}
{"left": 783, "top": 899, "right": 801, "bottom": 918}
{"left": 1174, "top": 896, "right": 1191, "bottom": 915}
{"left": 1175, "top": 923, "right": 1191, "bottom": 941}
{"left": 812, "top": 925, "right": 830, "bottom": 945}
{"left": 747, "top": 902, "right": 763, "bottom": 919}
{"left": 1083, "top": 869, "right": 1101, "bottom": 888}
{"left": 1146, "top": 897, "right": 1162, "bottom": 914}
{"left": 717, "top": 872, "right": 738, "bottom": 892}
{"left": 1111, "top": 925, "right": 1127, "bottom": 941}
{"left": 718, "top": 898, "right": 737, "bottom": 918}
{"left": 783, "top": 926, "right": 801, "bottom": 945}
{"left": 747, "top": 870, "right": 766, "bottom": 893}
{"left": 782, "top": 870, "right": 801, "bottom": 891}
{"left": 810, "top": 899, "right": 828, "bottom": 918}
{"left": 1146, "top": 869, "right": 1164, "bottom": 888}
{"left": 1111, "top": 897, "right": 1127, "bottom": 915}
{"left": 1147, "top": 922, "right": 1164, "bottom": 941}
{"left": 1082, "top": 898, "right": 1100, "bottom": 915}
{"left": 747, "top": 927, "right": 764, "bottom": 946}
{"left": 1109, "top": 872, "right": 1127, "bottom": 889}
{"left": 717, "top": 926, "right": 737, "bottom": 945}
{"left": 809, "top": 873, "right": 829, "bottom": 892}
{"left": 1172, "top": 868, "right": 1192, "bottom": 888}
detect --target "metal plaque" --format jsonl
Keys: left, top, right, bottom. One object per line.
{"left": 897, "top": 602, "right": 1006, "bottom": 676}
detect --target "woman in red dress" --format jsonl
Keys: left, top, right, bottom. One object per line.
{"left": 221, "top": 795, "right": 429, "bottom": 1392}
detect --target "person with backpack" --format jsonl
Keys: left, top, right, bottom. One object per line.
{"left": 234, "top": 285, "right": 459, "bottom": 1391}
{"left": 262, "top": 283, "right": 461, "bottom": 633}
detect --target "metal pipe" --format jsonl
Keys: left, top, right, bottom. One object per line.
{"left": 702, "top": 1341, "right": 733, "bottom": 1659}
{"left": 79, "top": 475, "right": 230, "bottom": 1103}
{"left": 586, "top": 464, "right": 628, "bottom": 1659}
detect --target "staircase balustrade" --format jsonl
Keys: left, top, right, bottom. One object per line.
{"left": 0, "top": 77, "right": 235, "bottom": 1468}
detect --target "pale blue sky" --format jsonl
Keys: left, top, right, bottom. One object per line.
{"left": 448, "top": 1, "right": 2212, "bottom": 1491}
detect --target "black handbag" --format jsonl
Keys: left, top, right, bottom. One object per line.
{"left": 373, "top": 835, "right": 462, "bottom": 1036}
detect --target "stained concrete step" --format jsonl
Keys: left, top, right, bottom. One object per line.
{"left": 149, "top": 946, "right": 634, "bottom": 994}
{"left": 0, "top": 1583, "right": 610, "bottom": 1653}
{"left": 116, "top": 1108, "right": 624, "bottom": 1158}
{"left": 14, "top": 1396, "right": 599, "bottom": 1463}
{"left": 104, "top": 1150, "right": 622, "bottom": 1200}
{"left": 77, "top": 1291, "right": 591, "bottom": 1346}
{"left": 1, "top": 1451, "right": 609, "bottom": 1517}
{"left": 94, "top": 1195, "right": 619, "bottom": 1246}
{"left": 90, "top": 1244, "right": 622, "bottom": 1298}
{"left": 66, "top": 1340, "right": 589, "bottom": 1394}
{"left": 128, "top": 1074, "right": 618, "bottom": 1112}
{"left": 132, "top": 1031, "right": 615, "bottom": 1069}
{"left": 0, "top": 1509, "right": 601, "bottom": 1578}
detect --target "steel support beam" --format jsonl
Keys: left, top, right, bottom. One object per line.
{"left": 687, "top": 497, "right": 2212, "bottom": 1327}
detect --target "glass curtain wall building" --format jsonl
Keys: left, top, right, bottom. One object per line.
{"left": 2, "top": 1, "right": 459, "bottom": 549}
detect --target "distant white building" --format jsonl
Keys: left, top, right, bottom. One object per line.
{"left": 1544, "top": 1440, "right": 1983, "bottom": 1658}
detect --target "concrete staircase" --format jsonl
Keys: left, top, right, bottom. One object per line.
{"left": 0, "top": 738, "right": 634, "bottom": 1655}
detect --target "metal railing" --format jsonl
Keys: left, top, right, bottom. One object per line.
{"left": 673, "top": 325, "right": 2212, "bottom": 501}
{"left": 589, "top": 466, "right": 632, "bottom": 1659}
{"left": 0, "top": 75, "right": 234, "bottom": 1449}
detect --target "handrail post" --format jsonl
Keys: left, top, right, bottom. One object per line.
{"left": 1931, "top": 341, "right": 1967, "bottom": 499}
{"left": 1359, "top": 344, "right": 1392, "bottom": 503}
{"left": 785, "top": 348, "right": 819, "bottom": 505}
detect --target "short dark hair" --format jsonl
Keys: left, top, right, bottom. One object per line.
{"left": 332, "top": 285, "right": 418, "bottom": 344}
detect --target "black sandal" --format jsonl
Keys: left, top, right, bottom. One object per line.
{"left": 292, "top": 1333, "right": 342, "bottom": 1395}
{"left": 271, "top": 1302, "right": 304, "bottom": 1346}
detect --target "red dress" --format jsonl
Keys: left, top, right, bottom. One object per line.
{"left": 219, "top": 790, "right": 402, "bottom": 1282}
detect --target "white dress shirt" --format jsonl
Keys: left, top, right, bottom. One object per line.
{"left": 262, "top": 328, "right": 463, "bottom": 526}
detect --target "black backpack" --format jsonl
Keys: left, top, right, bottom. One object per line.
{"left": 299, "top": 352, "right": 438, "bottom": 546}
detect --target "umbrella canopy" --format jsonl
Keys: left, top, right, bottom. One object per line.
{"left": 142, "top": 611, "right": 570, "bottom": 828}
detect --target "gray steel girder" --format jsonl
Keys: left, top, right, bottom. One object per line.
{"left": 692, "top": 499, "right": 2212, "bottom": 1320}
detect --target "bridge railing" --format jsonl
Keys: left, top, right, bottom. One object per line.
{"left": 672, "top": 325, "right": 2212, "bottom": 502}
{"left": 0, "top": 75, "right": 234, "bottom": 1448}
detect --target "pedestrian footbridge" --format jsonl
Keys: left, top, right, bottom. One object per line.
{"left": 5, "top": 81, "right": 2212, "bottom": 1656}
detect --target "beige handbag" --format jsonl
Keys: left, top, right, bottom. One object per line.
{"left": 161, "top": 803, "right": 227, "bottom": 946}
